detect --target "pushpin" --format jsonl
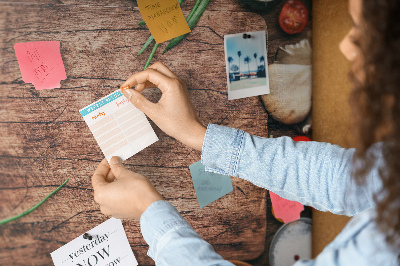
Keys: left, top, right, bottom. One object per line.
{"left": 83, "top": 233, "right": 93, "bottom": 240}
{"left": 120, "top": 84, "right": 130, "bottom": 92}
{"left": 242, "top": 33, "right": 252, "bottom": 39}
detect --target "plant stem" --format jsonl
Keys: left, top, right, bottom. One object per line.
{"left": 143, "top": 42, "right": 159, "bottom": 70}
{"left": 184, "top": 0, "right": 202, "bottom": 23}
{"left": 137, "top": 35, "right": 154, "bottom": 56}
{"left": 0, "top": 179, "right": 69, "bottom": 225}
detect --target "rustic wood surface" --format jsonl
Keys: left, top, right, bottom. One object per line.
{"left": 0, "top": 0, "right": 312, "bottom": 265}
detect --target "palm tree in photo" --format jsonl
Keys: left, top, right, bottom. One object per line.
{"left": 253, "top": 53, "right": 258, "bottom": 72}
{"left": 244, "top": 56, "right": 251, "bottom": 77}
{"left": 231, "top": 64, "right": 239, "bottom": 73}
{"left": 260, "top": 55, "right": 265, "bottom": 71}
{"left": 259, "top": 55, "right": 266, "bottom": 77}
{"left": 237, "top": 51, "right": 242, "bottom": 76}
{"left": 228, "top": 56, "right": 233, "bottom": 74}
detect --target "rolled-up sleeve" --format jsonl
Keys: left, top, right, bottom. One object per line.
{"left": 201, "top": 124, "right": 383, "bottom": 216}
{"left": 140, "top": 200, "right": 234, "bottom": 266}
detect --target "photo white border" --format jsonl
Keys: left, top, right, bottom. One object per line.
{"left": 224, "top": 30, "right": 270, "bottom": 100}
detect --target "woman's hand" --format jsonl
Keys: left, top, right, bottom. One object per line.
{"left": 91, "top": 157, "right": 163, "bottom": 220}
{"left": 120, "top": 61, "right": 206, "bottom": 151}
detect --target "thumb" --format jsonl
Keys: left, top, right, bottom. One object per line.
{"left": 92, "top": 158, "right": 110, "bottom": 188}
{"left": 122, "top": 88, "right": 155, "bottom": 116}
{"left": 109, "top": 156, "right": 127, "bottom": 178}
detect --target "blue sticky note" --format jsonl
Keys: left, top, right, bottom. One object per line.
{"left": 189, "top": 161, "right": 233, "bottom": 208}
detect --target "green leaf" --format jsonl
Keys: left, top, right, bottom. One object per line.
{"left": 0, "top": 179, "right": 69, "bottom": 225}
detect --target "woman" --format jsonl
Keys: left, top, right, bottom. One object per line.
{"left": 91, "top": 0, "right": 400, "bottom": 264}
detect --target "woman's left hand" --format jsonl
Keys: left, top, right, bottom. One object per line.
{"left": 91, "top": 157, "right": 163, "bottom": 220}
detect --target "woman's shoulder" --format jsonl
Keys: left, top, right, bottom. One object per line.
{"left": 323, "top": 209, "right": 399, "bottom": 265}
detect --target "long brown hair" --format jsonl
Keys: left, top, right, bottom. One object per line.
{"left": 350, "top": 0, "right": 400, "bottom": 250}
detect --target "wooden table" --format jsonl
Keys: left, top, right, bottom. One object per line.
{"left": 0, "top": 0, "right": 311, "bottom": 265}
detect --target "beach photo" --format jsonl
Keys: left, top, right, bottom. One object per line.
{"left": 224, "top": 30, "right": 270, "bottom": 100}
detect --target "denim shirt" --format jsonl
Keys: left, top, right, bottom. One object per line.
{"left": 140, "top": 124, "right": 399, "bottom": 265}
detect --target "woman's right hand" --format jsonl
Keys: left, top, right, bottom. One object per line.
{"left": 120, "top": 62, "right": 206, "bottom": 151}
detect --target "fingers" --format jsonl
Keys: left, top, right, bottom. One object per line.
{"left": 137, "top": 62, "right": 181, "bottom": 91}
{"left": 121, "top": 68, "right": 174, "bottom": 93}
{"left": 105, "top": 169, "right": 116, "bottom": 183}
{"left": 109, "top": 156, "right": 128, "bottom": 178}
{"left": 119, "top": 61, "right": 184, "bottom": 119}
{"left": 120, "top": 62, "right": 178, "bottom": 89}
{"left": 121, "top": 88, "right": 157, "bottom": 117}
{"left": 147, "top": 61, "right": 179, "bottom": 80}
{"left": 92, "top": 158, "right": 110, "bottom": 188}
{"left": 135, "top": 81, "right": 155, "bottom": 92}
{"left": 133, "top": 62, "right": 178, "bottom": 92}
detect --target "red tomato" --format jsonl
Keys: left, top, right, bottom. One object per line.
{"left": 279, "top": 0, "right": 308, "bottom": 34}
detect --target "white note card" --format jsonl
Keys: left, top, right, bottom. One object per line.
{"left": 80, "top": 90, "right": 158, "bottom": 161}
{"left": 51, "top": 218, "right": 138, "bottom": 266}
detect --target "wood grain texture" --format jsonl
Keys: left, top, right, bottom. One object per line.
{"left": 1, "top": 0, "right": 314, "bottom": 265}
{"left": 0, "top": 1, "right": 269, "bottom": 265}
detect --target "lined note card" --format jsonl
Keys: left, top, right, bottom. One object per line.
{"left": 14, "top": 41, "right": 67, "bottom": 90}
{"left": 137, "top": 0, "right": 191, "bottom": 43}
{"left": 80, "top": 90, "right": 158, "bottom": 162}
{"left": 189, "top": 161, "right": 233, "bottom": 208}
{"left": 51, "top": 218, "right": 138, "bottom": 266}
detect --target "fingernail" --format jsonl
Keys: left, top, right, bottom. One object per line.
{"left": 125, "top": 89, "right": 133, "bottom": 100}
{"left": 110, "top": 156, "right": 122, "bottom": 165}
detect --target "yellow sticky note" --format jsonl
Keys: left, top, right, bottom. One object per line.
{"left": 137, "top": 0, "right": 191, "bottom": 44}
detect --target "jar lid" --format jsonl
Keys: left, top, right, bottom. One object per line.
{"left": 269, "top": 218, "right": 312, "bottom": 266}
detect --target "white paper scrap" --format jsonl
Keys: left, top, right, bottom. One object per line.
{"left": 51, "top": 218, "right": 138, "bottom": 266}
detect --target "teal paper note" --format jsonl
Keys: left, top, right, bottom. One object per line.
{"left": 189, "top": 161, "right": 233, "bottom": 208}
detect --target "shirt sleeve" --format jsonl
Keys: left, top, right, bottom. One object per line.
{"left": 201, "top": 124, "right": 383, "bottom": 216}
{"left": 140, "top": 200, "right": 235, "bottom": 266}
{"left": 294, "top": 210, "right": 399, "bottom": 266}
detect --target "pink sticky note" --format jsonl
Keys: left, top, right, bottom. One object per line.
{"left": 14, "top": 41, "right": 67, "bottom": 90}
{"left": 270, "top": 191, "right": 304, "bottom": 223}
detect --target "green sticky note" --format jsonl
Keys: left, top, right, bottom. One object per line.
{"left": 189, "top": 161, "right": 233, "bottom": 208}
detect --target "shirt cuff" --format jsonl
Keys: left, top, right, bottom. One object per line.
{"left": 201, "top": 124, "right": 245, "bottom": 177}
{"left": 140, "top": 200, "right": 191, "bottom": 259}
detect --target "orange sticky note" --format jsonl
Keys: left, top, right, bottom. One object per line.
{"left": 270, "top": 191, "right": 304, "bottom": 223}
{"left": 14, "top": 41, "right": 67, "bottom": 90}
{"left": 137, "top": 0, "right": 191, "bottom": 44}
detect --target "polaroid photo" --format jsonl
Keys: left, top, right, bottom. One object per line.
{"left": 224, "top": 30, "right": 270, "bottom": 100}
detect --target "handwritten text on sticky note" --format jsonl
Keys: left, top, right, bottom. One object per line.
{"left": 270, "top": 191, "right": 304, "bottom": 223}
{"left": 189, "top": 161, "right": 233, "bottom": 208}
{"left": 137, "top": 0, "right": 191, "bottom": 44}
{"left": 14, "top": 41, "right": 67, "bottom": 90}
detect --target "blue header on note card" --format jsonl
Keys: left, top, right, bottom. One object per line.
{"left": 80, "top": 90, "right": 123, "bottom": 117}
